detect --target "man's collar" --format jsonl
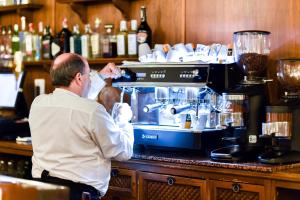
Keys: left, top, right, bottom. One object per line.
{"left": 53, "top": 88, "right": 80, "bottom": 97}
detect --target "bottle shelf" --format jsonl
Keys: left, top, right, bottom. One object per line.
{"left": 23, "top": 57, "right": 138, "bottom": 69}
{"left": 56, "top": 0, "right": 135, "bottom": 23}
{"left": 0, "top": 3, "right": 43, "bottom": 22}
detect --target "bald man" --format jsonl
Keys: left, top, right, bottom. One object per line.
{"left": 29, "top": 53, "right": 134, "bottom": 200}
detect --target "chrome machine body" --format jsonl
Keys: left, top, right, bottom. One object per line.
{"left": 113, "top": 63, "right": 243, "bottom": 154}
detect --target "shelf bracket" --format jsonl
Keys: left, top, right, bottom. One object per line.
{"left": 70, "top": 2, "right": 87, "bottom": 23}
{"left": 112, "top": 0, "right": 132, "bottom": 20}
{"left": 17, "top": 8, "right": 33, "bottom": 22}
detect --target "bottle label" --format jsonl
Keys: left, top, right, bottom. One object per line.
{"left": 102, "top": 39, "right": 109, "bottom": 54}
{"left": 12, "top": 36, "right": 20, "bottom": 42}
{"left": 25, "top": 34, "right": 33, "bottom": 54}
{"left": 128, "top": 33, "right": 137, "bottom": 55}
{"left": 70, "top": 36, "right": 74, "bottom": 53}
{"left": 81, "top": 35, "right": 90, "bottom": 58}
{"left": 117, "top": 35, "right": 125, "bottom": 56}
{"left": 91, "top": 34, "right": 100, "bottom": 56}
{"left": 42, "top": 39, "right": 50, "bottom": 59}
{"left": 0, "top": 45, "right": 4, "bottom": 52}
{"left": 137, "top": 32, "right": 148, "bottom": 44}
{"left": 51, "top": 42, "right": 60, "bottom": 57}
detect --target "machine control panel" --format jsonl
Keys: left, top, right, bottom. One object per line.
{"left": 114, "top": 63, "right": 241, "bottom": 94}
{"left": 117, "top": 64, "right": 209, "bottom": 83}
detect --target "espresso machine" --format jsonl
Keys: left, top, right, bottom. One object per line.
{"left": 112, "top": 62, "right": 243, "bottom": 155}
{"left": 210, "top": 30, "right": 271, "bottom": 162}
{"left": 258, "top": 58, "right": 300, "bottom": 164}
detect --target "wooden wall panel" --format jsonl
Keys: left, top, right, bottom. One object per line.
{"left": 32, "top": 0, "right": 55, "bottom": 31}
{"left": 186, "top": 0, "right": 300, "bottom": 103}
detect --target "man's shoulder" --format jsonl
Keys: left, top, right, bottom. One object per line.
{"left": 69, "top": 96, "right": 106, "bottom": 114}
{"left": 31, "top": 93, "right": 51, "bottom": 105}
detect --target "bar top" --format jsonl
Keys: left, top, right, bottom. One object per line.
{"left": 132, "top": 148, "right": 300, "bottom": 173}
{"left": 1, "top": 140, "right": 300, "bottom": 174}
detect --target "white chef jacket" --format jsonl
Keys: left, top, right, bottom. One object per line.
{"left": 29, "top": 88, "right": 134, "bottom": 196}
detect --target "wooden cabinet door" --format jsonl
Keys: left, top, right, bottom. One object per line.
{"left": 273, "top": 180, "right": 300, "bottom": 200}
{"left": 211, "top": 180, "right": 265, "bottom": 200}
{"left": 101, "top": 168, "right": 137, "bottom": 200}
{"left": 138, "top": 171, "right": 207, "bottom": 200}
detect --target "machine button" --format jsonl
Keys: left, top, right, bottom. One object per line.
{"left": 121, "top": 69, "right": 126, "bottom": 76}
{"left": 192, "top": 69, "right": 199, "bottom": 76}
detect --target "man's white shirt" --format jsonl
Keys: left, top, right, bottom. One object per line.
{"left": 29, "top": 88, "right": 134, "bottom": 195}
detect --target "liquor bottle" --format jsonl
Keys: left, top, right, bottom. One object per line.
{"left": 117, "top": 20, "right": 128, "bottom": 57}
{"left": 0, "top": 26, "right": 6, "bottom": 58}
{"left": 70, "top": 24, "right": 82, "bottom": 55}
{"left": 102, "top": 24, "right": 117, "bottom": 58}
{"left": 81, "top": 24, "right": 92, "bottom": 59}
{"left": 128, "top": 19, "right": 138, "bottom": 57}
{"left": 19, "top": 16, "right": 27, "bottom": 54}
{"left": 12, "top": 24, "right": 20, "bottom": 55}
{"left": 52, "top": 18, "right": 72, "bottom": 57}
{"left": 137, "top": 6, "right": 152, "bottom": 55}
{"left": 91, "top": 18, "right": 102, "bottom": 58}
{"left": 6, "top": 25, "right": 12, "bottom": 58}
{"left": 34, "top": 21, "right": 43, "bottom": 61}
{"left": 42, "top": 26, "right": 53, "bottom": 60}
{"left": 24, "top": 23, "right": 34, "bottom": 61}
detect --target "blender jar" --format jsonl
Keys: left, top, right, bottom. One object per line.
{"left": 233, "top": 30, "right": 271, "bottom": 82}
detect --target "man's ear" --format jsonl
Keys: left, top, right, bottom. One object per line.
{"left": 73, "top": 72, "right": 82, "bottom": 86}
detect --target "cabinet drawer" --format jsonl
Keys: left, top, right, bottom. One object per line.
{"left": 211, "top": 180, "right": 265, "bottom": 200}
{"left": 102, "top": 168, "right": 137, "bottom": 200}
{"left": 138, "top": 171, "right": 206, "bottom": 200}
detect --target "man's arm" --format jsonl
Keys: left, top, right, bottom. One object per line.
{"left": 89, "top": 105, "right": 134, "bottom": 161}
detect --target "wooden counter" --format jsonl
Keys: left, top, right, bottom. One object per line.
{"left": 0, "top": 141, "right": 32, "bottom": 157}
{"left": 1, "top": 140, "right": 300, "bottom": 199}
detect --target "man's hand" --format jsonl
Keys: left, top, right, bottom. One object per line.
{"left": 99, "top": 63, "right": 121, "bottom": 79}
{"left": 111, "top": 103, "right": 133, "bottom": 125}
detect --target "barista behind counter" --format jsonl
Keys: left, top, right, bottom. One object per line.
{"left": 29, "top": 53, "right": 134, "bottom": 200}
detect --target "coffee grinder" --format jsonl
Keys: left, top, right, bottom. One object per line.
{"left": 259, "top": 58, "right": 300, "bottom": 164}
{"left": 211, "top": 30, "right": 271, "bottom": 162}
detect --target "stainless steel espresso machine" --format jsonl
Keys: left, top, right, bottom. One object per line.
{"left": 112, "top": 62, "right": 243, "bottom": 155}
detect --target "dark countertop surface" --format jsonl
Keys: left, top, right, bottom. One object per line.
{"left": 131, "top": 148, "right": 300, "bottom": 173}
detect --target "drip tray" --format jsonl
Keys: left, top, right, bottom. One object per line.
{"left": 259, "top": 151, "right": 300, "bottom": 164}
{"left": 210, "top": 145, "right": 244, "bottom": 162}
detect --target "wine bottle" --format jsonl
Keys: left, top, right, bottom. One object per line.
{"left": 81, "top": 24, "right": 92, "bottom": 59}
{"left": 52, "top": 18, "right": 72, "bottom": 57}
{"left": 137, "top": 6, "right": 152, "bottom": 55}
{"left": 128, "top": 19, "right": 138, "bottom": 57}
{"left": 42, "top": 26, "right": 53, "bottom": 60}
{"left": 70, "top": 24, "right": 82, "bottom": 55}
{"left": 91, "top": 18, "right": 102, "bottom": 58}
{"left": 117, "top": 20, "right": 128, "bottom": 57}
{"left": 102, "top": 24, "right": 117, "bottom": 58}
{"left": 12, "top": 24, "right": 20, "bottom": 55}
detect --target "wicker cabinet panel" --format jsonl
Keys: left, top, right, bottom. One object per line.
{"left": 102, "top": 168, "right": 137, "bottom": 200}
{"left": 211, "top": 180, "right": 265, "bottom": 200}
{"left": 138, "top": 171, "right": 206, "bottom": 200}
